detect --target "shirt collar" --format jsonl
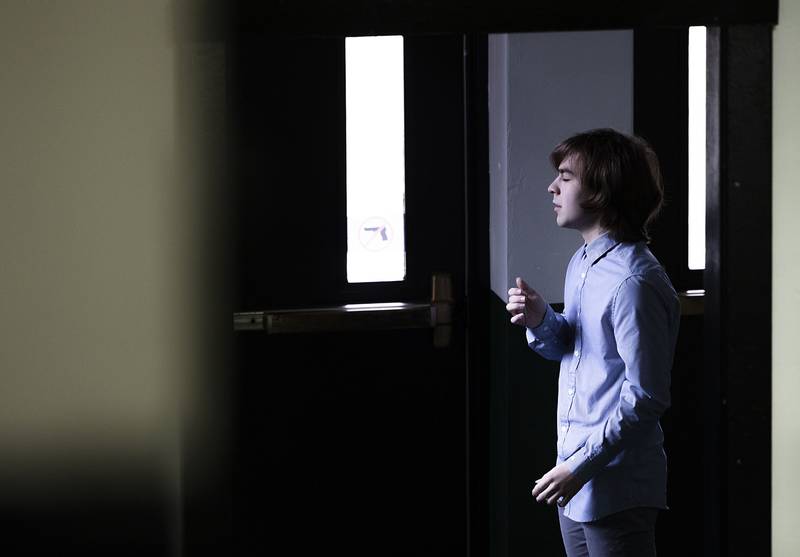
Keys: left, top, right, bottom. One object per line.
{"left": 582, "top": 231, "right": 620, "bottom": 265}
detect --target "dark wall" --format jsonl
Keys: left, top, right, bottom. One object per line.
{"left": 490, "top": 294, "right": 563, "bottom": 557}
{"left": 0, "top": 477, "right": 172, "bottom": 557}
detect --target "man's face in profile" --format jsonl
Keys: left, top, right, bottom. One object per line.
{"left": 547, "top": 154, "right": 597, "bottom": 234}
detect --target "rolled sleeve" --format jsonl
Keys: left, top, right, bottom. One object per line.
{"left": 565, "top": 437, "right": 614, "bottom": 484}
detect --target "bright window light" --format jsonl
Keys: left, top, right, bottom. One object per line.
{"left": 345, "top": 36, "right": 406, "bottom": 283}
{"left": 688, "top": 26, "right": 707, "bottom": 270}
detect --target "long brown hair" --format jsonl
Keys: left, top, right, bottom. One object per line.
{"left": 550, "top": 128, "right": 664, "bottom": 243}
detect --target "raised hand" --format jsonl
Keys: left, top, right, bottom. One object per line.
{"left": 506, "top": 276, "right": 547, "bottom": 328}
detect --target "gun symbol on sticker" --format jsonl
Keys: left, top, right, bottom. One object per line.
{"left": 363, "top": 226, "right": 388, "bottom": 241}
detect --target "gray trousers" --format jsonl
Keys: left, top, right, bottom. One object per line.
{"left": 558, "top": 506, "right": 659, "bottom": 557}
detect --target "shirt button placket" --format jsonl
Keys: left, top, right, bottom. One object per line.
{"left": 565, "top": 261, "right": 586, "bottom": 448}
{"left": 573, "top": 263, "right": 586, "bottom": 370}
{"left": 562, "top": 257, "right": 588, "bottom": 457}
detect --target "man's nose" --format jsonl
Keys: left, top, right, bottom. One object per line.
{"left": 548, "top": 180, "right": 558, "bottom": 194}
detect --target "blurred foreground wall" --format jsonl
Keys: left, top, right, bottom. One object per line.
{"left": 0, "top": 1, "right": 229, "bottom": 554}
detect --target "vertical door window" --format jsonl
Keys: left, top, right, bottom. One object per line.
{"left": 688, "top": 26, "right": 707, "bottom": 271}
{"left": 345, "top": 36, "right": 406, "bottom": 283}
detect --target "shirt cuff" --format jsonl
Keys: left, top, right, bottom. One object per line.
{"left": 525, "top": 304, "right": 558, "bottom": 345}
{"left": 565, "top": 445, "right": 611, "bottom": 483}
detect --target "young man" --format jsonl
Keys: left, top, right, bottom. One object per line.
{"left": 506, "top": 128, "right": 681, "bottom": 556}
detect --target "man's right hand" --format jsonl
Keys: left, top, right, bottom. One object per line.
{"left": 506, "top": 277, "right": 547, "bottom": 328}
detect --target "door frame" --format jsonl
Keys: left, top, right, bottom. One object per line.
{"left": 178, "top": 3, "right": 776, "bottom": 555}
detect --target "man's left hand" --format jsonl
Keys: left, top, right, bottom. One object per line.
{"left": 531, "top": 463, "right": 585, "bottom": 507}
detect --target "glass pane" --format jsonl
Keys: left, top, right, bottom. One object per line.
{"left": 688, "top": 26, "right": 706, "bottom": 270}
{"left": 345, "top": 36, "right": 406, "bottom": 283}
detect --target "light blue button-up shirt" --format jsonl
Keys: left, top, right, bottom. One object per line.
{"left": 525, "top": 231, "right": 681, "bottom": 522}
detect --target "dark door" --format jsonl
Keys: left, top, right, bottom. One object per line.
{"left": 230, "top": 34, "right": 471, "bottom": 555}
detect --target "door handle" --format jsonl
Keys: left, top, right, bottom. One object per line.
{"left": 233, "top": 273, "right": 454, "bottom": 348}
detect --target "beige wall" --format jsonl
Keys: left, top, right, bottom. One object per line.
{"left": 0, "top": 0, "right": 209, "bottom": 501}
{"left": 773, "top": 0, "right": 800, "bottom": 554}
